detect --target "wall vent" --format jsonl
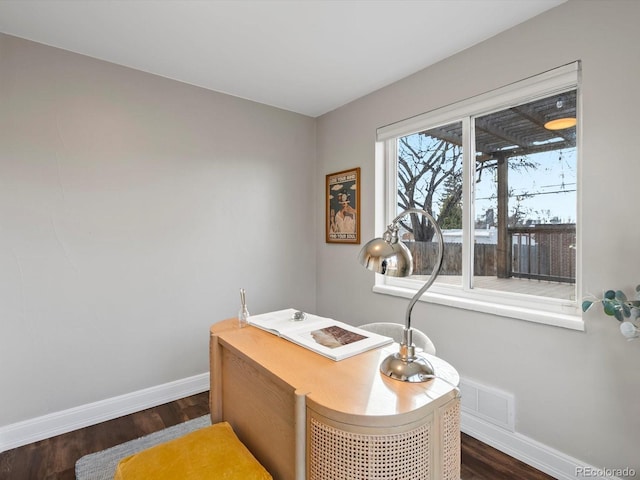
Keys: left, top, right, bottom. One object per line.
{"left": 459, "top": 378, "right": 515, "bottom": 432}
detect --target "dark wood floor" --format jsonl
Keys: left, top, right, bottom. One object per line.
{"left": 0, "top": 391, "right": 555, "bottom": 480}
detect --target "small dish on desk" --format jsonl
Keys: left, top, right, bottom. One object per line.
{"left": 292, "top": 310, "right": 306, "bottom": 321}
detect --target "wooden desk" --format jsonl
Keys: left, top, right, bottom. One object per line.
{"left": 210, "top": 319, "right": 460, "bottom": 480}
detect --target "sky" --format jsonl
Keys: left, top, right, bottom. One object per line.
{"left": 474, "top": 147, "right": 577, "bottom": 225}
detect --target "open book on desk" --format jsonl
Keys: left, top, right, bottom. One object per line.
{"left": 248, "top": 308, "right": 393, "bottom": 361}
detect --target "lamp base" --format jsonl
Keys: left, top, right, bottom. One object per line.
{"left": 380, "top": 352, "right": 435, "bottom": 383}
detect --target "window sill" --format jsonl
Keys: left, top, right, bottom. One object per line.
{"left": 372, "top": 283, "right": 585, "bottom": 332}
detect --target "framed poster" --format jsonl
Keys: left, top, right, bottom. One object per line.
{"left": 326, "top": 167, "right": 360, "bottom": 244}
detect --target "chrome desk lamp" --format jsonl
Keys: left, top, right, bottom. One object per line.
{"left": 357, "top": 208, "right": 444, "bottom": 383}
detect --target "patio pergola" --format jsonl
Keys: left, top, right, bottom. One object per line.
{"left": 424, "top": 90, "right": 577, "bottom": 280}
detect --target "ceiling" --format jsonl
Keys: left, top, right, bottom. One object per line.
{"left": 0, "top": 0, "right": 566, "bottom": 117}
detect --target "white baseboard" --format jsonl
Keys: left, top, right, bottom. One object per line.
{"left": 0, "top": 372, "right": 210, "bottom": 453}
{"left": 462, "top": 411, "right": 623, "bottom": 480}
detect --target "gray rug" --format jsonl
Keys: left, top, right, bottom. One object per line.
{"left": 75, "top": 415, "right": 211, "bottom": 480}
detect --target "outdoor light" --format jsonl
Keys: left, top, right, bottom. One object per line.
{"left": 544, "top": 96, "right": 576, "bottom": 130}
{"left": 358, "top": 208, "right": 444, "bottom": 382}
{"left": 544, "top": 117, "right": 577, "bottom": 130}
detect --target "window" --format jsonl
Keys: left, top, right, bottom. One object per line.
{"left": 375, "top": 63, "right": 582, "bottom": 329}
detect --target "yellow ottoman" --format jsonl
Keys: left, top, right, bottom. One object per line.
{"left": 114, "top": 421, "right": 272, "bottom": 479}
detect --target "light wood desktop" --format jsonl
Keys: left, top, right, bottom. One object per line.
{"left": 210, "top": 318, "right": 460, "bottom": 480}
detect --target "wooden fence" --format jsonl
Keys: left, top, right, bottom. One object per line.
{"left": 405, "top": 224, "right": 576, "bottom": 283}
{"left": 509, "top": 224, "right": 576, "bottom": 283}
{"left": 406, "top": 242, "right": 496, "bottom": 276}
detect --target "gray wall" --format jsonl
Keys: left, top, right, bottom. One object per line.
{"left": 316, "top": 0, "right": 639, "bottom": 473}
{"left": 0, "top": 33, "right": 317, "bottom": 425}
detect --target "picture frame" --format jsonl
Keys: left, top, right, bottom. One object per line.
{"left": 326, "top": 167, "right": 360, "bottom": 244}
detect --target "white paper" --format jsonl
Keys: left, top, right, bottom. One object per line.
{"left": 248, "top": 309, "right": 393, "bottom": 361}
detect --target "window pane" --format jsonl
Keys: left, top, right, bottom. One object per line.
{"left": 473, "top": 91, "right": 577, "bottom": 300}
{"left": 396, "top": 122, "right": 463, "bottom": 286}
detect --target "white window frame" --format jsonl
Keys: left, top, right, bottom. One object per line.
{"left": 374, "top": 62, "right": 583, "bottom": 331}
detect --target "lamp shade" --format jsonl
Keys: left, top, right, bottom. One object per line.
{"left": 358, "top": 236, "right": 413, "bottom": 277}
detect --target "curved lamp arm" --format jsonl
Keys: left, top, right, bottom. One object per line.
{"left": 396, "top": 208, "right": 444, "bottom": 332}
